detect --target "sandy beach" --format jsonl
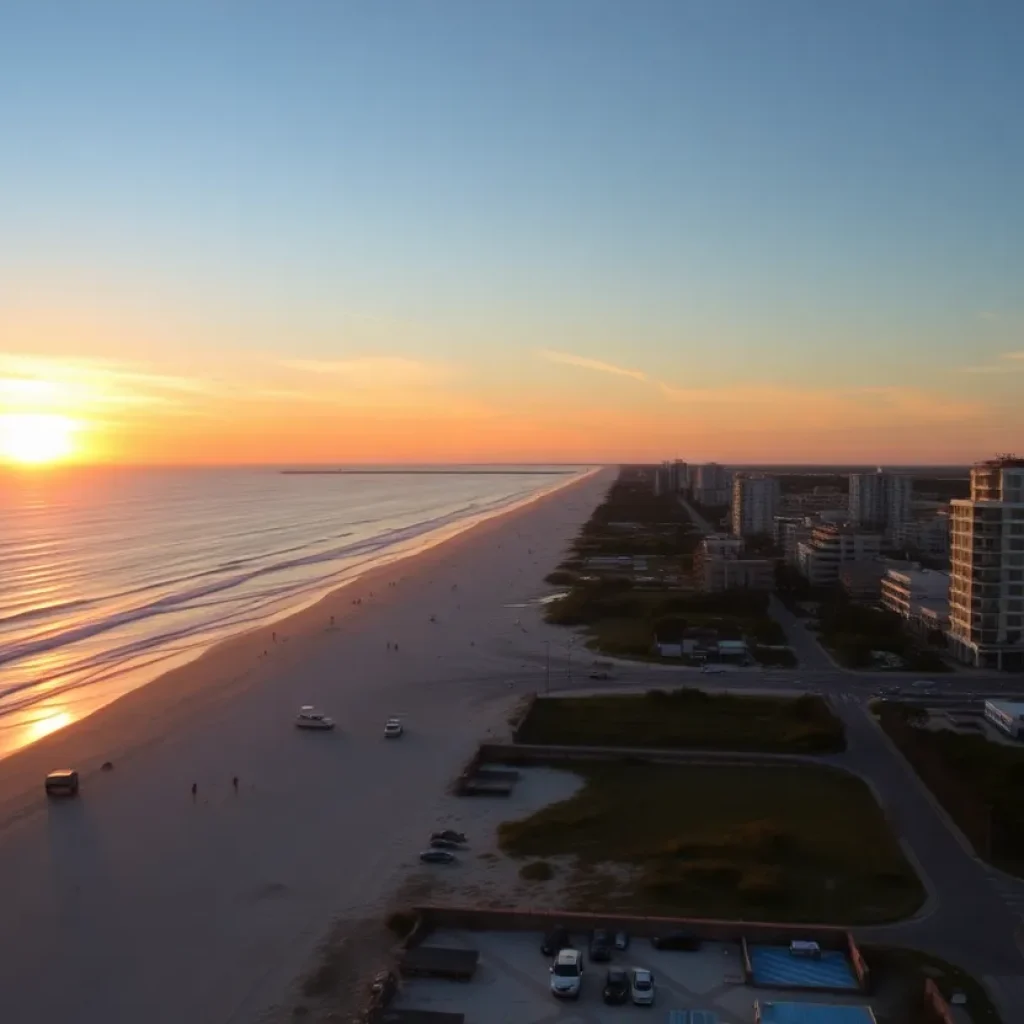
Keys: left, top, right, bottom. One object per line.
{"left": 0, "top": 468, "right": 610, "bottom": 1024}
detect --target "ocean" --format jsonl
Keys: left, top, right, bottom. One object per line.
{"left": 0, "top": 465, "right": 587, "bottom": 758}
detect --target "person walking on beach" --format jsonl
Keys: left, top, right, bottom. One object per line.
{"left": 232, "top": 776, "right": 239, "bottom": 794}
{"left": 191, "top": 782, "right": 197, "bottom": 800}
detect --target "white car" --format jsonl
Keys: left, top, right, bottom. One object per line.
{"left": 549, "top": 948, "right": 583, "bottom": 999}
{"left": 384, "top": 717, "right": 403, "bottom": 738}
{"left": 630, "top": 967, "right": 655, "bottom": 1006}
{"left": 700, "top": 664, "right": 727, "bottom": 675}
{"left": 295, "top": 706, "right": 335, "bottom": 730}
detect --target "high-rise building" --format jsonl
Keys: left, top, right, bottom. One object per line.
{"left": 692, "top": 463, "right": 730, "bottom": 506}
{"left": 849, "top": 470, "right": 912, "bottom": 538}
{"left": 947, "top": 457, "right": 1024, "bottom": 670}
{"left": 730, "top": 473, "right": 780, "bottom": 537}
{"left": 654, "top": 459, "right": 688, "bottom": 496}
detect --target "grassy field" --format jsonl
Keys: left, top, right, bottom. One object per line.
{"left": 497, "top": 762, "right": 923, "bottom": 924}
{"left": 515, "top": 689, "right": 845, "bottom": 754}
{"left": 876, "top": 703, "right": 1024, "bottom": 876}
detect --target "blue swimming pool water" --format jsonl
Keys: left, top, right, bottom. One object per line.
{"left": 749, "top": 946, "right": 858, "bottom": 990}
{"left": 757, "top": 1001, "right": 875, "bottom": 1024}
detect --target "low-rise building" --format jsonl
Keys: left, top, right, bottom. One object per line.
{"left": 984, "top": 700, "right": 1024, "bottom": 739}
{"left": 881, "top": 568, "right": 950, "bottom": 619}
{"left": 797, "top": 524, "right": 882, "bottom": 586}
{"left": 839, "top": 560, "right": 889, "bottom": 600}
{"left": 694, "top": 534, "right": 775, "bottom": 592}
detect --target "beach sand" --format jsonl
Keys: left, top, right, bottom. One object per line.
{"left": 0, "top": 468, "right": 611, "bottom": 1024}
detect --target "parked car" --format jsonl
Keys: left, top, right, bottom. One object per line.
{"left": 432, "top": 829, "right": 467, "bottom": 844}
{"left": 589, "top": 671, "right": 611, "bottom": 680}
{"left": 44, "top": 769, "right": 79, "bottom": 798}
{"left": 549, "top": 948, "right": 583, "bottom": 999}
{"left": 630, "top": 967, "right": 655, "bottom": 1006}
{"left": 384, "top": 717, "right": 403, "bottom": 738}
{"left": 700, "top": 664, "right": 727, "bottom": 675}
{"left": 651, "top": 931, "right": 701, "bottom": 951}
{"left": 613, "top": 930, "right": 630, "bottom": 951}
{"left": 589, "top": 929, "right": 612, "bottom": 962}
{"left": 541, "top": 926, "right": 570, "bottom": 957}
{"left": 295, "top": 706, "right": 334, "bottom": 730}
{"left": 430, "top": 837, "right": 461, "bottom": 850}
{"left": 418, "top": 849, "right": 456, "bottom": 864}
{"left": 602, "top": 967, "right": 630, "bottom": 1004}
{"left": 913, "top": 680, "right": 937, "bottom": 690}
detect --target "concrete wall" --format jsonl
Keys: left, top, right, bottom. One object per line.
{"left": 414, "top": 904, "right": 857, "bottom": 955}
{"left": 478, "top": 741, "right": 832, "bottom": 770}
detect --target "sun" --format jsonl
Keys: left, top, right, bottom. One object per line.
{"left": 0, "top": 413, "right": 78, "bottom": 466}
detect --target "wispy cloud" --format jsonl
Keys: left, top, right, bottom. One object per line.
{"left": 278, "top": 356, "right": 452, "bottom": 384}
{"left": 538, "top": 349, "right": 648, "bottom": 382}
{"left": 958, "top": 351, "right": 1024, "bottom": 374}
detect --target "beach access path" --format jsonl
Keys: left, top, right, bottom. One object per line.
{"left": 0, "top": 469, "right": 612, "bottom": 1024}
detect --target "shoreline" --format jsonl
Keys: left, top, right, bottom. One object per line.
{"left": 0, "top": 467, "right": 599, "bottom": 765}
{"left": 0, "top": 468, "right": 603, "bottom": 825}
{"left": 0, "top": 464, "right": 611, "bottom": 1023}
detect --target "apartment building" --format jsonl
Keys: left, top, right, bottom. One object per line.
{"left": 694, "top": 534, "right": 774, "bottom": 592}
{"left": 730, "top": 473, "right": 780, "bottom": 538}
{"left": 947, "top": 457, "right": 1024, "bottom": 670}
{"left": 892, "top": 513, "right": 950, "bottom": 556}
{"left": 849, "top": 470, "right": 912, "bottom": 538}
{"left": 797, "top": 524, "right": 882, "bottom": 586}
{"left": 692, "top": 463, "right": 730, "bottom": 506}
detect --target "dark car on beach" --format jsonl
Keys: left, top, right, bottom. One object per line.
{"left": 419, "top": 849, "right": 456, "bottom": 864}
{"left": 431, "top": 830, "right": 467, "bottom": 844}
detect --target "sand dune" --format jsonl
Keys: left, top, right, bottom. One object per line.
{"left": 0, "top": 469, "right": 610, "bottom": 1024}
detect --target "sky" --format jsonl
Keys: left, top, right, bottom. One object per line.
{"left": 1, "top": 0, "right": 1022, "bottom": 465}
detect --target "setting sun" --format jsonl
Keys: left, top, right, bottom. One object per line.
{"left": 0, "top": 413, "right": 77, "bottom": 466}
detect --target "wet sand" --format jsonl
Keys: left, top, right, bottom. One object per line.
{"left": 0, "top": 468, "right": 609, "bottom": 1024}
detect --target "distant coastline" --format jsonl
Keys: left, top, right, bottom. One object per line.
{"left": 280, "top": 469, "right": 573, "bottom": 476}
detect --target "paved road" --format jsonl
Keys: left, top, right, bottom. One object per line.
{"left": 505, "top": 646, "right": 1024, "bottom": 1019}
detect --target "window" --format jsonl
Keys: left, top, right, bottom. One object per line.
{"left": 1008, "top": 616, "right": 1022, "bottom": 628}
{"left": 1011, "top": 585, "right": 1024, "bottom": 597}
{"left": 1011, "top": 571, "right": 1024, "bottom": 582}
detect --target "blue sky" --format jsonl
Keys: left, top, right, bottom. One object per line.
{"left": 1, "top": 1, "right": 1022, "bottom": 462}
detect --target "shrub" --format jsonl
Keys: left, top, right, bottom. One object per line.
{"left": 385, "top": 910, "right": 418, "bottom": 937}
{"left": 519, "top": 860, "right": 556, "bottom": 882}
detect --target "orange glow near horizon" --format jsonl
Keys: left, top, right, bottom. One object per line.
{"left": 0, "top": 413, "right": 79, "bottom": 466}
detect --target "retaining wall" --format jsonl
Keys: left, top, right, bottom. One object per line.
{"left": 414, "top": 904, "right": 857, "bottom": 954}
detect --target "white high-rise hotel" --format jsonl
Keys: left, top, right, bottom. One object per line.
{"left": 948, "top": 457, "right": 1024, "bottom": 670}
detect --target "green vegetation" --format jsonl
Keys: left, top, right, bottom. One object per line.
{"left": 865, "top": 946, "right": 1002, "bottom": 1024}
{"left": 547, "top": 581, "right": 788, "bottom": 662}
{"left": 876, "top": 703, "right": 1024, "bottom": 876}
{"left": 516, "top": 690, "right": 845, "bottom": 754}
{"left": 795, "top": 588, "right": 948, "bottom": 672}
{"left": 498, "top": 762, "right": 923, "bottom": 924}
{"left": 519, "top": 860, "right": 556, "bottom": 881}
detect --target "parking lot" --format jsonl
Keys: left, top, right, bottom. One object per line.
{"left": 391, "top": 929, "right": 880, "bottom": 1024}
